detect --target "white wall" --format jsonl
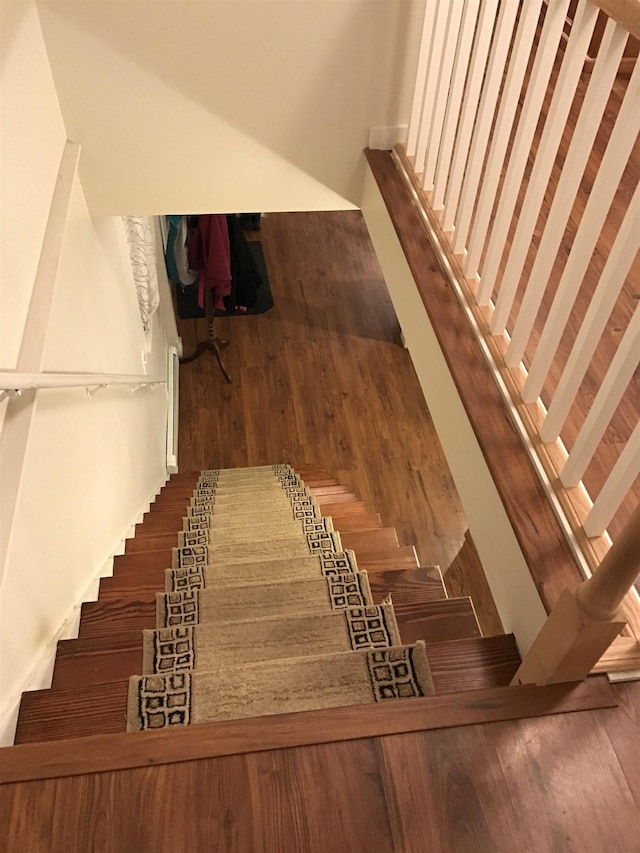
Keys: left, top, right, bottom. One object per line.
{"left": 360, "top": 165, "right": 549, "bottom": 655}
{"left": 0, "top": 1, "right": 68, "bottom": 368}
{"left": 36, "top": 0, "right": 424, "bottom": 215}
{"left": 0, "top": 2, "right": 173, "bottom": 743}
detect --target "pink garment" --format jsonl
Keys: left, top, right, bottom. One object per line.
{"left": 187, "top": 215, "right": 232, "bottom": 310}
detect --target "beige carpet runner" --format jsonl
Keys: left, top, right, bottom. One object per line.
{"left": 127, "top": 464, "right": 434, "bottom": 731}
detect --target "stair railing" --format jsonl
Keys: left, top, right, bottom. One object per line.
{"left": 0, "top": 372, "right": 165, "bottom": 404}
{"left": 397, "top": 0, "right": 640, "bottom": 672}
{"left": 513, "top": 503, "right": 640, "bottom": 684}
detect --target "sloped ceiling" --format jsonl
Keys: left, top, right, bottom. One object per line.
{"left": 37, "top": 0, "right": 424, "bottom": 215}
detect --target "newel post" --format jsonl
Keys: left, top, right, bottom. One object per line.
{"left": 512, "top": 503, "right": 640, "bottom": 686}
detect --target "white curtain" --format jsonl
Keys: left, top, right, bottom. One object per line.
{"left": 123, "top": 216, "right": 160, "bottom": 331}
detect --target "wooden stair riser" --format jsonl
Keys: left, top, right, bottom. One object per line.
{"left": 100, "top": 545, "right": 420, "bottom": 600}
{"left": 52, "top": 595, "right": 482, "bottom": 690}
{"left": 16, "top": 633, "right": 522, "bottom": 744}
{"left": 426, "top": 635, "right": 521, "bottom": 693}
{"left": 124, "top": 527, "right": 398, "bottom": 557}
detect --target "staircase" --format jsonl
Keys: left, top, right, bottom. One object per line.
{"left": 13, "top": 464, "right": 523, "bottom": 745}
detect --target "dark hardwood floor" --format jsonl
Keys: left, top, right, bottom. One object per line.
{"left": 3, "top": 212, "right": 640, "bottom": 851}
{"left": 177, "top": 211, "right": 502, "bottom": 635}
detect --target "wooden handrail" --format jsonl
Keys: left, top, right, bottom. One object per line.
{"left": 513, "top": 504, "right": 640, "bottom": 685}
{"left": 594, "top": 0, "right": 640, "bottom": 40}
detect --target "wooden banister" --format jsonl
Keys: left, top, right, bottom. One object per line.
{"left": 594, "top": 0, "right": 640, "bottom": 41}
{"left": 513, "top": 504, "right": 640, "bottom": 685}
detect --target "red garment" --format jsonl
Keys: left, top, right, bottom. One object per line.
{"left": 187, "top": 215, "right": 232, "bottom": 310}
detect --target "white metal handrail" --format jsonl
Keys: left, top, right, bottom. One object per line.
{"left": 0, "top": 372, "right": 164, "bottom": 402}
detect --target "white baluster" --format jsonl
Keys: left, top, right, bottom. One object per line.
{"left": 561, "top": 303, "right": 640, "bottom": 488}
{"left": 541, "top": 182, "right": 640, "bottom": 442}
{"left": 522, "top": 56, "right": 640, "bottom": 403}
{"left": 422, "top": 0, "right": 465, "bottom": 192}
{"left": 432, "top": 0, "right": 482, "bottom": 213}
{"left": 443, "top": 0, "right": 499, "bottom": 234}
{"left": 452, "top": 0, "right": 520, "bottom": 254}
{"left": 477, "top": 0, "right": 572, "bottom": 308}
{"left": 406, "top": 1, "right": 439, "bottom": 159}
{"left": 464, "top": 0, "right": 543, "bottom": 281}
{"left": 490, "top": 0, "right": 598, "bottom": 334}
{"left": 415, "top": 0, "right": 449, "bottom": 177}
{"left": 506, "top": 18, "right": 629, "bottom": 368}
{"left": 584, "top": 423, "right": 640, "bottom": 537}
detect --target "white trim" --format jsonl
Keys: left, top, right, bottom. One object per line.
{"left": 368, "top": 125, "right": 408, "bottom": 150}
{"left": 167, "top": 345, "right": 179, "bottom": 473}
{"left": 0, "top": 372, "right": 164, "bottom": 392}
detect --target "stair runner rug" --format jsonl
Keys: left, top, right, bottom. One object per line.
{"left": 170, "top": 532, "right": 342, "bottom": 569}
{"left": 128, "top": 642, "right": 433, "bottom": 729}
{"left": 156, "top": 572, "right": 373, "bottom": 627}
{"left": 142, "top": 603, "right": 401, "bottom": 672}
{"left": 126, "top": 464, "right": 435, "bottom": 732}
{"left": 176, "top": 516, "right": 334, "bottom": 547}
{"left": 166, "top": 551, "right": 358, "bottom": 592}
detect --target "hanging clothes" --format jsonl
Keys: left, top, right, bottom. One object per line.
{"left": 224, "top": 214, "right": 263, "bottom": 312}
{"left": 165, "top": 215, "right": 196, "bottom": 287}
{"left": 187, "top": 214, "right": 232, "bottom": 310}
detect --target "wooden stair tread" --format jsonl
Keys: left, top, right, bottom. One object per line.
{"left": 394, "top": 597, "right": 480, "bottom": 644}
{"left": 99, "top": 545, "right": 421, "bottom": 601}
{"left": 5, "top": 677, "right": 617, "bottom": 778}
{"left": 52, "top": 632, "right": 143, "bottom": 689}
{"left": 52, "top": 598, "right": 479, "bottom": 690}
{"left": 79, "top": 598, "right": 157, "bottom": 638}
{"left": 426, "top": 635, "right": 522, "bottom": 693}
{"left": 15, "top": 681, "right": 129, "bottom": 743}
{"left": 112, "top": 550, "right": 173, "bottom": 574}
{"left": 368, "top": 566, "right": 446, "bottom": 603}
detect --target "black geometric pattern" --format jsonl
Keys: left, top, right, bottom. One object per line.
{"left": 184, "top": 517, "right": 211, "bottom": 532}
{"left": 272, "top": 464, "right": 291, "bottom": 474}
{"left": 366, "top": 647, "right": 425, "bottom": 701}
{"left": 345, "top": 606, "right": 393, "bottom": 649}
{"left": 327, "top": 574, "right": 368, "bottom": 609}
{"left": 306, "top": 531, "right": 339, "bottom": 554}
{"left": 163, "top": 590, "right": 200, "bottom": 626}
{"left": 320, "top": 551, "right": 357, "bottom": 576}
{"left": 285, "top": 486, "right": 311, "bottom": 501}
{"left": 179, "top": 530, "right": 210, "bottom": 548}
{"left": 136, "top": 672, "right": 192, "bottom": 729}
{"left": 152, "top": 626, "right": 196, "bottom": 672}
{"left": 191, "top": 496, "right": 216, "bottom": 508}
{"left": 167, "top": 566, "right": 205, "bottom": 593}
{"left": 174, "top": 545, "right": 208, "bottom": 569}
{"left": 192, "top": 489, "right": 217, "bottom": 503}
{"left": 302, "top": 518, "right": 332, "bottom": 535}
{"left": 279, "top": 474, "right": 301, "bottom": 490}
{"left": 291, "top": 499, "right": 319, "bottom": 520}
{"left": 188, "top": 504, "right": 214, "bottom": 518}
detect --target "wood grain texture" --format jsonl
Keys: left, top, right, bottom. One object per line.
{"left": 78, "top": 598, "right": 156, "bottom": 637}
{"left": 14, "top": 681, "right": 128, "bottom": 743}
{"left": 52, "top": 632, "right": 143, "bottom": 689}
{"left": 444, "top": 530, "right": 504, "bottom": 637}
{"left": 394, "top": 597, "right": 480, "bottom": 644}
{"left": 368, "top": 566, "right": 447, "bottom": 603}
{"left": 366, "top": 148, "right": 583, "bottom": 613}
{"left": 426, "top": 635, "right": 522, "bottom": 693}
{"left": 1, "top": 678, "right": 617, "bottom": 784}
{"left": 175, "top": 211, "right": 471, "bottom": 576}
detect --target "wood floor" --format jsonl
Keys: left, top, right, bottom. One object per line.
{"left": 2, "top": 211, "right": 640, "bottom": 851}
{"left": 177, "top": 211, "right": 502, "bottom": 635}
